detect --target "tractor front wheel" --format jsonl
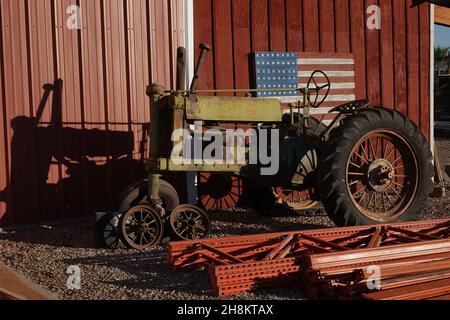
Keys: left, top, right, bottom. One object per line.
{"left": 319, "top": 107, "right": 433, "bottom": 226}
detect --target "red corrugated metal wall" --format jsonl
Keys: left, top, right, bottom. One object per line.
{"left": 194, "top": 0, "right": 432, "bottom": 209}
{"left": 194, "top": 0, "right": 431, "bottom": 133}
{"left": 0, "top": 0, "right": 185, "bottom": 226}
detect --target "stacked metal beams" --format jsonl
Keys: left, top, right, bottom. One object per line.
{"left": 167, "top": 219, "right": 450, "bottom": 298}
{"left": 305, "top": 240, "right": 450, "bottom": 300}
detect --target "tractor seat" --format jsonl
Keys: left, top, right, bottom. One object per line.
{"left": 329, "top": 99, "right": 370, "bottom": 114}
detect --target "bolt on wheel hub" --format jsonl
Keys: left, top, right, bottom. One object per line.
{"left": 367, "top": 159, "right": 395, "bottom": 192}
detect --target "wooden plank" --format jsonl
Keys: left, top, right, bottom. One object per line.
{"left": 436, "top": 5, "right": 450, "bottom": 27}
{"left": 149, "top": 0, "right": 171, "bottom": 88}
{"left": 380, "top": 0, "right": 395, "bottom": 108}
{"left": 334, "top": 0, "right": 350, "bottom": 53}
{"left": 2, "top": 0, "right": 37, "bottom": 225}
{"left": 392, "top": 0, "right": 407, "bottom": 115}
{"left": 0, "top": 263, "right": 57, "bottom": 300}
{"left": 0, "top": 0, "right": 7, "bottom": 226}
{"left": 213, "top": 0, "right": 234, "bottom": 94}
{"left": 297, "top": 52, "right": 354, "bottom": 59}
{"left": 194, "top": 0, "right": 214, "bottom": 91}
{"left": 285, "top": 0, "right": 303, "bottom": 52}
{"left": 363, "top": 278, "right": 450, "bottom": 301}
{"left": 407, "top": 1, "right": 420, "bottom": 125}
{"left": 349, "top": 0, "right": 367, "bottom": 99}
{"left": 232, "top": 0, "right": 251, "bottom": 93}
{"left": 419, "top": 2, "right": 430, "bottom": 139}
{"left": 268, "top": 0, "right": 286, "bottom": 51}
{"left": 319, "top": 0, "right": 335, "bottom": 52}
{"left": 251, "top": 0, "right": 269, "bottom": 52}
{"left": 365, "top": 0, "right": 381, "bottom": 106}
{"left": 27, "top": 0, "right": 59, "bottom": 223}
{"left": 303, "top": 0, "right": 320, "bottom": 52}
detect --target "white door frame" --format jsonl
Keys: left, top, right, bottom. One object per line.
{"left": 431, "top": 4, "right": 436, "bottom": 154}
{"left": 184, "top": 0, "right": 198, "bottom": 204}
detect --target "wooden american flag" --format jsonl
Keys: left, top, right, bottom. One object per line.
{"left": 255, "top": 52, "right": 356, "bottom": 119}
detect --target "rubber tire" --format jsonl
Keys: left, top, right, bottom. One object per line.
{"left": 246, "top": 116, "right": 325, "bottom": 217}
{"left": 117, "top": 179, "right": 180, "bottom": 214}
{"left": 96, "top": 212, "right": 124, "bottom": 249}
{"left": 319, "top": 107, "right": 434, "bottom": 227}
{"left": 118, "top": 205, "right": 164, "bottom": 250}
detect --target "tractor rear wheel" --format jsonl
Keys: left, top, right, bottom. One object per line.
{"left": 320, "top": 107, "right": 433, "bottom": 226}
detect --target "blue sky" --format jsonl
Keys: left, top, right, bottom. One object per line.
{"left": 436, "top": 24, "right": 450, "bottom": 48}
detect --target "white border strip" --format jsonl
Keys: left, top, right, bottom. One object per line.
{"left": 282, "top": 108, "right": 335, "bottom": 115}
{"left": 185, "top": 0, "right": 195, "bottom": 90}
{"left": 298, "top": 71, "right": 355, "bottom": 77}
{"left": 298, "top": 58, "right": 355, "bottom": 65}
{"left": 298, "top": 83, "right": 356, "bottom": 89}
{"left": 184, "top": 0, "right": 198, "bottom": 204}
{"left": 430, "top": 4, "right": 435, "bottom": 154}
{"left": 276, "top": 95, "right": 356, "bottom": 104}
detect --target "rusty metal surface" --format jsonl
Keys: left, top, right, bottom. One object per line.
{"left": 186, "top": 95, "right": 283, "bottom": 123}
{"left": 168, "top": 219, "right": 450, "bottom": 297}
{"left": 0, "top": 0, "right": 185, "bottom": 226}
{"left": 0, "top": 263, "right": 57, "bottom": 300}
{"left": 168, "top": 219, "right": 450, "bottom": 271}
{"left": 363, "top": 278, "right": 450, "bottom": 301}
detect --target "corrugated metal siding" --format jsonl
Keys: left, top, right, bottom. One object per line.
{"left": 194, "top": 0, "right": 431, "bottom": 134}
{"left": 0, "top": 0, "right": 185, "bottom": 226}
{"left": 194, "top": 0, "right": 432, "bottom": 209}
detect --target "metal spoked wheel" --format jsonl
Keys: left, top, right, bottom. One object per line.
{"left": 320, "top": 107, "right": 433, "bottom": 227}
{"left": 346, "top": 130, "right": 419, "bottom": 222}
{"left": 119, "top": 205, "right": 164, "bottom": 250}
{"left": 96, "top": 212, "right": 124, "bottom": 249}
{"left": 198, "top": 173, "right": 243, "bottom": 209}
{"left": 273, "top": 188, "right": 319, "bottom": 211}
{"left": 170, "top": 205, "right": 211, "bottom": 241}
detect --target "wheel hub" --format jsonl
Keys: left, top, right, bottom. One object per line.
{"left": 170, "top": 205, "right": 211, "bottom": 241}
{"left": 367, "top": 159, "right": 395, "bottom": 192}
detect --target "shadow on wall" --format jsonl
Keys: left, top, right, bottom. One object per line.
{"left": 0, "top": 79, "right": 164, "bottom": 226}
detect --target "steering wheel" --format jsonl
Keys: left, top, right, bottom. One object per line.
{"left": 306, "top": 70, "right": 331, "bottom": 108}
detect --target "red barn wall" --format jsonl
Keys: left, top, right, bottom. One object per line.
{"left": 194, "top": 0, "right": 432, "bottom": 209}
{"left": 193, "top": 0, "right": 431, "bottom": 135}
{"left": 0, "top": 0, "right": 185, "bottom": 226}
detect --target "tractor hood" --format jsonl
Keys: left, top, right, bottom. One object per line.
{"left": 185, "top": 95, "right": 284, "bottom": 123}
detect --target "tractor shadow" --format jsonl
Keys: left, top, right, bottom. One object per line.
{"left": 207, "top": 209, "right": 333, "bottom": 237}
{"left": 61, "top": 248, "right": 215, "bottom": 297}
{"left": 0, "top": 218, "right": 97, "bottom": 248}
{"left": 60, "top": 247, "right": 306, "bottom": 300}
{"left": 0, "top": 79, "right": 187, "bottom": 228}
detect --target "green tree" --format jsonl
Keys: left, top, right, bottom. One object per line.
{"left": 435, "top": 46, "right": 450, "bottom": 71}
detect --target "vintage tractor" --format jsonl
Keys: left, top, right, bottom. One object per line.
{"left": 116, "top": 44, "right": 434, "bottom": 250}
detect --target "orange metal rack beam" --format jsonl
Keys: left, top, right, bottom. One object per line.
{"left": 167, "top": 219, "right": 450, "bottom": 298}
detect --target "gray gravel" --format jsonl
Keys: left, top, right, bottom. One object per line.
{"left": 0, "top": 212, "right": 322, "bottom": 300}
{"left": 0, "top": 140, "right": 449, "bottom": 301}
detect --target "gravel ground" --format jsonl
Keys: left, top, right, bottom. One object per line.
{"left": 0, "top": 139, "right": 449, "bottom": 301}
